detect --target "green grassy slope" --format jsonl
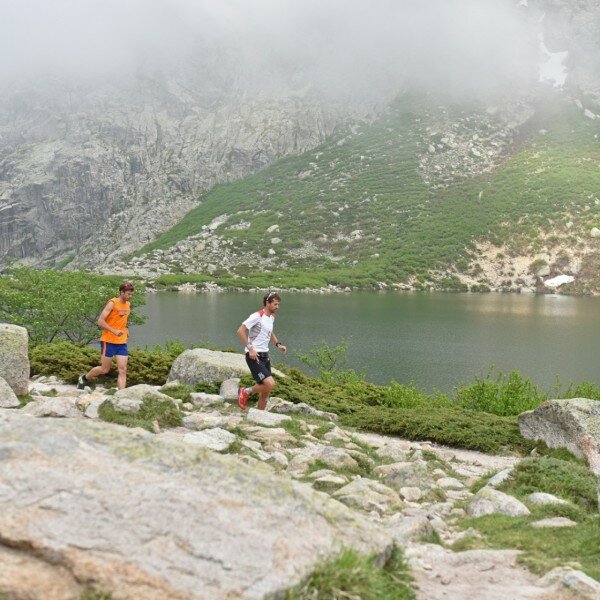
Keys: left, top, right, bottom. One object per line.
{"left": 134, "top": 92, "right": 600, "bottom": 289}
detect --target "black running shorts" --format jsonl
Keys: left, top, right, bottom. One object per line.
{"left": 246, "top": 352, "right": 272, "bottom": 383}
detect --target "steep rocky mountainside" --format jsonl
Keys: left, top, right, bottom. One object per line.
{"left": 0, "top": 0, "right": 599, "bottom": 293}
{"left": 0, "top": 67, "right": 373, "bottom": 268}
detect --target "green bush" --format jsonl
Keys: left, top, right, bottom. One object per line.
{"left": 453, "top": 370, "right": 546, "bottom": 416}
{"left": 30, "top": 341, "right": 184, "bottom": 386}
{"left": 0, "top": 267, "right": 146, "bottom": 344}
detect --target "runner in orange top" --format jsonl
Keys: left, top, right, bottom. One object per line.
{"left": 78, "top": 281, "right": 134, "bottom": 390}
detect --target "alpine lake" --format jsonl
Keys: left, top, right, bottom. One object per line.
{"left": 133, "top": 291, "right": 600, "bottom": 393}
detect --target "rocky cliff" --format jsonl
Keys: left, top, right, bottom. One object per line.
{"left": 0, "top": 65, "right": 372, "bottom": 268}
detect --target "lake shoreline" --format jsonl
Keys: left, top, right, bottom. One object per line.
{"left": 145, "top": 281, "right": 599, "bottom": 298}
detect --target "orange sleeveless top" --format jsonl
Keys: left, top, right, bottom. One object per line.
{"left": 100, "top": 297, "right": 130, "bottom": 344}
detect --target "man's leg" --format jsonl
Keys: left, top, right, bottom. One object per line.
{"left": 115, "top": 354, "right": 128, "bottom": 390}
{"left": 253, "top": 376, "right": 275, "bottom": 410}
{"left": 85, "top": 354, "right": 113, "bottom": 381}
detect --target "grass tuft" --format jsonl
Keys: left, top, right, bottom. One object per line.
{"left": 98, "top": 396, "right": 183, "bottom": 432}
{"left": 285, "top": 547, "right": 415, "bottom": 600}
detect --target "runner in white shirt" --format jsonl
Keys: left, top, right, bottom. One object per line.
{"left": 236, "top": 292, "right": 287, "bottom": 410}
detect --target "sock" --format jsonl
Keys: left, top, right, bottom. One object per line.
{"left": 245, "top": 387, "right": 253, "bottom": 395}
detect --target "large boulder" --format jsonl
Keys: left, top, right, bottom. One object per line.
{"left": 0, "top": 323, "right": 29, "bottom": 395}
{"left": 168, "top": 348, "right": 283, "bottom": 386}
{"left": 0, "top": 411, "right": 391, "bottom": 599}
{"left": 519, "top": 398, "right": 600, "bottom": 475}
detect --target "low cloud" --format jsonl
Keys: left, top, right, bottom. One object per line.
{"left": 0, "top": 0, "right": 540, "bottom": 101}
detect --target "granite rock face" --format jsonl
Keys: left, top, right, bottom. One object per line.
{"left": 0, "top": 71, "right": 352, "bottom": 270}
{"left": 0, "top": 324, "right": 29, "bottom": 396}
{"left": 0, "top": 410, "right": 392, "bottom": 599}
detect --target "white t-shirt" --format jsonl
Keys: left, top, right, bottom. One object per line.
{"left": 242, "top": 309, "right": 275, "bottom": 352}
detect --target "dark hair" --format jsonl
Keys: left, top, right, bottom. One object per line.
{"left": 119, "top": 281, "right": 135, "bottom": 292}
{"left": 263, "top": 291, "right": 281, "bottom": 306}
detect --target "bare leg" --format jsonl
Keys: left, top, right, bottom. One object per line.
{"left": 86, "top": 355, "right": 113, "bottom": 381}
{"left": 252, "top": 377, "right": 275, "bottom": 410}
{"left": 116, "top": 355, "right": 128, "bottom": 390}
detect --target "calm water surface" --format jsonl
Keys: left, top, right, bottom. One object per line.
{"left": 133, "top": 292, "right": 600, "bottom": 393}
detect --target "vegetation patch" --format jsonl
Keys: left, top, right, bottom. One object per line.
{"left": 284, "top": 547, "right": 414, "bottom": 600}
{"left": 281, "top": 419, "right": 307, "bottom": 439}
{"left": 98, "top": 397, "right": 183, "bottom": 432}
{"left": 456, "top": 455, "right": 600, "bottom": 580}
{"left": 274, "top": 367, "right": 534, "bottom": 454}
{"left": 30, "top": 341, "right": 186, "bottom": 386}
{"left": 159, "top": 383, "right": 194, "bottom": 402}
{"left": 131, "top": 94, "right": 599, "bottom": 293}
{"left": 80, "top": 589, "right": 113, "bottom": 600}
{"left": 17, "top": 394, "right": 36, "bottom": 408}
{"left": 499, "top": 457, "right": 598, "bottom": 512}
{"left": 458, "top": 513, "right": 600, "bottom": 581}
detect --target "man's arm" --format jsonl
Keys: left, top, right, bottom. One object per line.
{"left": 237, "top": 324, "right": 257, "bottom": 360}
{"left": 270, "top": 332, "right": 286, "bottom": 353}
{"left": 97, "top": 301, "right": 123, "bottom": 337}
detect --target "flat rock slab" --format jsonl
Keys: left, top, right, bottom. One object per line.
{"left": 0, "top": 411, "right": 391, "bottom": 599}
{"left": 21, "top": 397, "right": 83, "bottom": 419}
{"left": 526, "top": 492, "right": 569, "bottom": 506}
{"left": 246, "top": 407, "right": 291, "bottom": 426}
{"left": 182, "top": 412, "right": 230, "bottom": 431}
{"left": 531, "top": 517, "right": 577, "bottom": 529}
{"left": 189, "top": 392, "right": 225, "bottom": 407}
{"left": 182, "top": 427, "right": 236, "bottom": 451}
{"left": 407, "top": 545, "right": 564, "bottom": 600}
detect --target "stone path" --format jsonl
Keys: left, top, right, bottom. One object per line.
{"left": 5, "top": 375, "right": 599, "bottom": 599}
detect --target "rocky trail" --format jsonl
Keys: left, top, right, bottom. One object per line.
{"left": 1, "top": 370, "right": 599, "bottom": 599}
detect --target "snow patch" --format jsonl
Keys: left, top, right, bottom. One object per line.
{"left": 544, "top": 275, "right": 574, "bottom": 288}
{"left": 538, "top": 33, "right": 568, "bottom": 88}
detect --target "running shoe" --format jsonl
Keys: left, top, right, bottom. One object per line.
{"left": 77, "top": 373, "right": 88, "bottom": 391}
{"left": 237, "top": 387, "right": 249, "bottom": 410}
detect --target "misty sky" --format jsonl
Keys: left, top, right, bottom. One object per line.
{"left": 0, "top": 0, "right": 545, "bottom": 100}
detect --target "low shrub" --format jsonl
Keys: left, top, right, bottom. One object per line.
{"left": 30, "top": 341, "right": 185, "bottom": 386}
{"left": 453, "top": 369, "right": 546, "bottom": 416}
{"left": 274, "top": 368, "right": 533, "bottom": 454}
{"left": 340, "top": 405, "right": 532, "bottom": 455}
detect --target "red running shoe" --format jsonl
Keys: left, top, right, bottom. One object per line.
{"left": 238, "top": 387, "right": 249, "bottom": 410}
